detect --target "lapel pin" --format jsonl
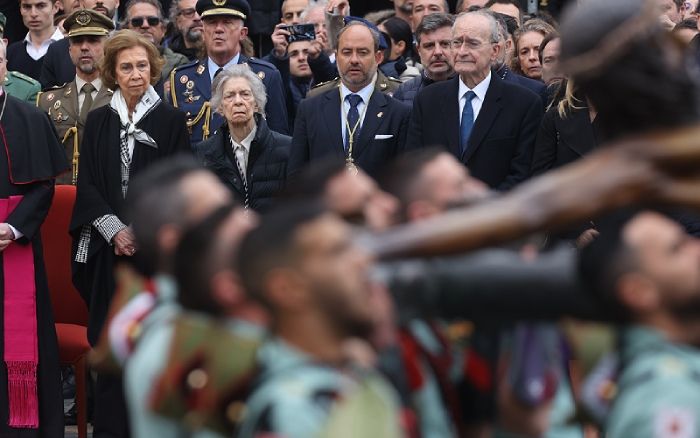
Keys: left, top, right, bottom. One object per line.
{"left": 377, "top": 112, "right": 383, "bottom": 118}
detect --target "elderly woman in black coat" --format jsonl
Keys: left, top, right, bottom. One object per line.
{"left": 194, "top": 64, "right": 290, "bottom": 212}
{"left": 69, "top": 29, "right": 190, "bottom": 437}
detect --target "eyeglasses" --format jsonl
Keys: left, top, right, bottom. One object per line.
{"left": 450, "top": 37, "right": 495, "bottom": 50}
{"left": 178, "top": 7, "right": 196, "bottom": 18}
{"left": 130, "top": 16, "right": 160, "bottom": 27}
{"left": 222, "top": 90, "right": 253, "bottom": 102}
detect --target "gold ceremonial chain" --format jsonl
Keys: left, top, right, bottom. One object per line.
{"left": 340, "top": 87, "right": 373, "bottom": 175}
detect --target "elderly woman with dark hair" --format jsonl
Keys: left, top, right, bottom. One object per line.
{"left": 194, "top": 64, "right": 290, "bottom": 212}
{"left": 69, "top": 29, "right": 189, "bottom": 438}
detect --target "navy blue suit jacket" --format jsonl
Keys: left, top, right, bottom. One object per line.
{"left": 288, "top": 83, "right": 411, "bottom": 179}
{"left": 407, "top": 74, "right": 543, "bottom": 190}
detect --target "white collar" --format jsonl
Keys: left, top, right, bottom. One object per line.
{"left": 339, "top": 72, "right": 377, "bottom": 105}
{"left": 230, "top": 123, "right": 257, "bottom": 153}
{"left": 458, "top": 71, "right": 491, "bottom": 101}
{"left": 24, "top": 27, "right": 64, "bottom": 46}
{"left": 75, "top": 77, "right": 103, "bottom": 93}
{"left": 207, "top": 54, "right": 240, "bottom": 82}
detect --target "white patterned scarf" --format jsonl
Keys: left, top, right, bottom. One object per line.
{"left": 110, "top": 86, "right": 160, "bottom": 197}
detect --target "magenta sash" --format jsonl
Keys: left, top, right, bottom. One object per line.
{"left": 0, "top": 196, "right": 38, "bottom": 428}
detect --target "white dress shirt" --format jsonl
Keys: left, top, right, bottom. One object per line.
{"left": 231, "top": 125, "right": 257, "bottom": 183}
{"left": 75, "top": 77, "right": 103, "bottom": 113}
{"left": 24, "top": 27, "right": 64, "bottom": 60}
{"left": 339, "top": 73, "right": 376, "bottom": 146}
{"left": 457, "top": 71, "right": 492, "bottom": 124}
{"left": 208, "top": 54, "right": 240, "bottom": 83}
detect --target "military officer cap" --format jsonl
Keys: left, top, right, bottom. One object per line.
{"left": 0, "top": 12, "right": 6, "bottom": 37}
{"left": 63, "top": 9, "right": 115, "bottom": 37}
{"left": 196, "top": 0, "right": 250, "bottom": 20}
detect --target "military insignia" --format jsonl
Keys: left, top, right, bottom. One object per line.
{"left": 196, "top": 64, "right": 205, "bottom": 75}
{"left": 65, "top": 87, "right": 72, "bottom": 96}
{"left": 54, "top": 100, "right": 62, "bottom": 110}
{"left": 380, "top": 82, "right": 387, "bottom": 89}
{"left": 54, "top": 112, "right": 69, "bottom": 122}
{"left": 75, "top": 10, "right": 91, "bottom": 26}
{"left": 186, "top": 80, "right": 195, "bottom": 90}
{"left": 257, "top": 71, "right": 265, "bottom": 80}
{"left": 179, "top": 75, "right": 189, "bottom": 84}
{"left": 47, "top": 93, "right": 55, "bottom": 102}
{"left": 377, "top": 112, "right": 383, "bottom": 118}
{"left": 212, "top": 0, "right": 225, "bottom": 5}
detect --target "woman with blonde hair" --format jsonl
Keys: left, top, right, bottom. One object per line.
{"left": 513, "top": 18, "right": 556, "bottom": 81}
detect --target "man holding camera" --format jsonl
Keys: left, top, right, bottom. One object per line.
{"left": 170, "top": 0, "right": 289, "bottom": 143}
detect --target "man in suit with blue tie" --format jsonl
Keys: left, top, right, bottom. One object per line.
{"left": 288, "top": 20, "right": 411, "bottom": 179}
{"left": 407, "top": 10, "right": 543, "bottom": 191}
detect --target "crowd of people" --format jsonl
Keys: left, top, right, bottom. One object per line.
{"left": 0, "top": 0, "right": 700, "bottom": 436}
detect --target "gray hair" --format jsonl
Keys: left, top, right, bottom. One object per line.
{"left": 415, "top": 12, "right": 455, "bottom": 45}
{"left": 337, "top": 20, "right": 381, "bottom": 51}
{"left": 301, "top": 0, "right": 327, "bottom": 21}
{"left": 210, "top": 64, "right": 268, "bottom": 117}
{"left": 454, "top": 10, "right": 501, "bottom": 44}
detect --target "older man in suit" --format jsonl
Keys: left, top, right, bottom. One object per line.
{"left": 37, "top": 9, "right": 113, "bottom": 184}
{"left": 288, "top": 20, "right": 411, "bottom": 179}
{"left": 407, "top": 10, "right": 542, "bottom": 191}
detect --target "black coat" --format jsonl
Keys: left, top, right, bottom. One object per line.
{"left": 70, "top": 101, "right": 190, "bottom": 345}
{"left": 288, "top": 83, "right": 411, "bottom": 179}
{"left": 38, "top": 38, "right": 74, "bottom": 89}
{"left": 531, "top": 105, "right": 600, "bottom": 176}
{"left": 194, "top": 115, "right": 290, "bottom": 212}
{"left": 392, "top": 72, "right": 443, "bottom": 106}
{"left": 407, "top": 75, "right": 543, "bottom": 190}
{"left": 497, "top": 65, "right": 548, "bottom": 106}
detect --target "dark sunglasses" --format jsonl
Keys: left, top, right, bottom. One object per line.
{"left": 130, "top": 16, "right": 160, "bottom": 27}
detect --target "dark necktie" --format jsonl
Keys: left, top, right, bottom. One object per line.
{"left": 79, "top": 82, "right": 95, "bottom": 122}
{"left": 214, "top": 67, "right": 224, "bottom": 79}
{"left": 459, "top": 91, "right": 477, "bottom": 156}
{"left": 345, "top": 94, "right": 363, "bottom": 151}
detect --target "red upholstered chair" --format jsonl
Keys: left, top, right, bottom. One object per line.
{"left": 40, "top": 184, "right": 89, "bottom": 438}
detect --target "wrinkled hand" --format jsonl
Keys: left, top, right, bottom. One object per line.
{"left": 113, "top": 227, "right": 137, "bottom": 257}
{"left": 271, "top": 23, "right": 290, "bottom": 58}
{"left": 0, "top": 223, "right": 15, "bottom": 252}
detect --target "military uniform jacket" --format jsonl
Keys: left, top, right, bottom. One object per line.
{"left": 169, "top": 55, "right": 290, "bottom": 144}
{"left": 606, "top": 326, "right": 700, "bottom": 437}
{"left": 37, "top": 80, "right": 112, "bottom": 184}
{"left": 4, "top": 71, "right": 41, "bottom": 105}
{"left": 306, "top": 70, "right": 402, "bottom": 99}
{"left": 237, "top": 339, "right": 403, "bottom": 438}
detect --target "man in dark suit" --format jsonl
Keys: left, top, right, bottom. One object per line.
{"left": 288, "top": 21, "right": 411, "bottom": 179}
{"left": 407, "top": 10, "right": 542, "bottom": 191}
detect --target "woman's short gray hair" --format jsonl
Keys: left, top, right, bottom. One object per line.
{"left": 210, "top": 64, "right": 268, "bottom": 116}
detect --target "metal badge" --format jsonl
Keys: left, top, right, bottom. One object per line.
{"left": 53, "top": 112, "right": 69, "bottom": 122}
{"left": 65, "top": 87, "right": 72, "bottom": 96}
{"left": 53, "top": 100, "right": 61, "bottom": 110}
{"left": 257, "top": 71, "right": 265, "bottom": 80}
{"left": 377, "top": 112, "right": 383, "bottom": 118}
{"left": 186, "top": 80, "right": 195, "bottom": 90}
{"left": 75, "top": 10, "right": 91, "bottom": 26}
{"left": 213, "top": 0, "right": 226, "bottom": 6}
{"left": 196, "top": 64, "right": 205, "bottom": 75}
{"left": 47, "top": 93, "right": 55, "bottom": 102}
{"left": 380, "top": 82, "right": 387, "bottom": 89}
{"left": 180, "top": 75, "right": 189, "bottom": 84}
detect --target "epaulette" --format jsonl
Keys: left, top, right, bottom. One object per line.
{"left": 246, "top": 56, "right": 276, "bottom": 69}
{"left": 311, "top": 77, "right": 340, "bottom": 90}
{"left": 172, "top": 59, "right": 200, "bottom": 73}
{"left": 10, "top": 71, "right": 40, "bottom": 86}
{"left": 36, "top": 83, "right": 69, "bottom": 107}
